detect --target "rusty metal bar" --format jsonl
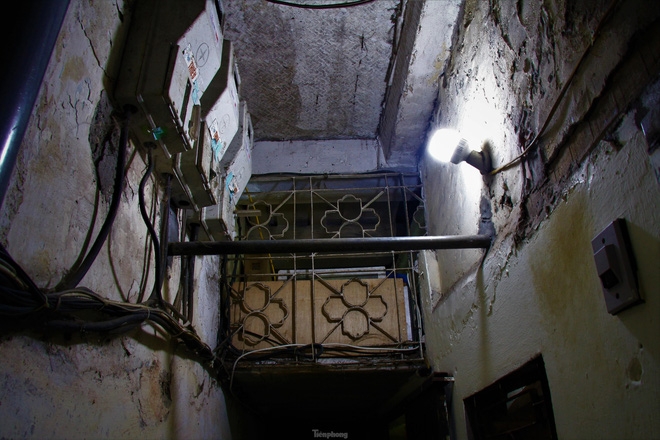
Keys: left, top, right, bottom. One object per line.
{"left": 168, "top": 234, "right": 492, "bottom": 256}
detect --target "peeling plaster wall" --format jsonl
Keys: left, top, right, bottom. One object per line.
{"left": 421, "top": 0, "right": 660, "bottom": 439}
{"left": 0, "top": 1, "right": 231, "bottom": 439}
{"left": 379, "top": 0, "right": 462, "bottom": 167}
{"left": 222, "top": 0, "right": 398, "bottom": 141}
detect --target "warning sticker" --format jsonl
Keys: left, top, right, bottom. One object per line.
{"left": 183, "top": 44, "right": 199, "bottom": 83}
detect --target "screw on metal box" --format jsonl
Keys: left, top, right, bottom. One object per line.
{"left": 591, "top": 218, "right": 643, "bottom": 315}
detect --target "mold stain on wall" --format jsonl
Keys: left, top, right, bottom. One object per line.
{"left": 528, "top": 189, "right": 593, "bottom": 327}
{"left": 0, "top": 1, "right": 232, "bottom": 438}
{"left": 420, "top": 0, "right": 660, "bottom": 438}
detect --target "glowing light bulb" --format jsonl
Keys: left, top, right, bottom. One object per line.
{"left": 427, "top": 128, "right": 461, "bottom": 163}
{"left": 426, "top": 128, "right": 492, "bottom": 174}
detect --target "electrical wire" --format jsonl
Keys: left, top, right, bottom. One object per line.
{"left": 55, "top": 109, "right": 131, "bottom": 290}
{"left": 227, "top": 342, "right": 420, "bottom": 393}
{"left": 0, "top": 253, "right": 214, "bottom": 361}
{"left": 138, "top": 146, "right": 163, "bottom": 305}
{"left": 186, "top": 223, "right": 199, "bottom": 323}
{"left": 158, "top": 173, "right": 173, "bottom": 295}
{"left": 0, "top": 123, "right": 213, "bottom": 366}
{"left": 264, "top": 0, "right": 376, "bottom": 9}
{"left": 489, "top": 0, "right": 622, "bottom": 175}
{"left": 0, "top": 244, "right": 47, "bottom": 307}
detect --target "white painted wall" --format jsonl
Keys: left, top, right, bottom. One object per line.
{"left": 423, "top": 115, "right": 660, "bottom": 438}
{"left": 421, "top": 0, "right": 660, "bottom": 438}
{"left": 252, "top": 139, "right": 383, "bottom": 174}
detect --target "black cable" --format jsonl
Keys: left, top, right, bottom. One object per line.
{"left": 56, "top": 109, "right": 131, "bottom": 290}
{"left": 0, "top": 275, "right": 214, "bottom": 360}
{"left": 179, "top": 249, "right": 189, "bottom": 317}
{"left": 44, "top": 313, "right": 149, "bottom": 333}
{"left": 294, "top": 343, "right": 323, "bottom": 359}
{"left": 0, "top": 183, "right": 214, "bottom": 365}
{"left": 158, "top": 173, "right": 172, "bottom": 292}
{"left": 0, "top": 244, "right": 47, "bottom": 306}
{"left": 218, "top": 254, "right": 229, "bottom": 347}
{"left": 186, "top": 223, "right": 199, "bottom": 323}
{"left": 138, "top": 147, "right": 163, "bottom": 305}
{"left": 264, "top": 0, "right": 376, "bottom": 9}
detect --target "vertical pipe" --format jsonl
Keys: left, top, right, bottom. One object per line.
{"left": 159, "top": 173, "right": 173, "bottom": 286}
{"left": 0, "top": 1, "right": 71, "bottom": 209}
{"left": 187, "top": 223, "right": 199, "bottom": 323}
{"left": 180, "top": 248, "right": 189, "bottom": 319}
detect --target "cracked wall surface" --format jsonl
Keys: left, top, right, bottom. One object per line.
{"left": 222, "top": 0, "right": 398, "bottom": 141}
{"left": 0, "top": 1, "right": 231, "bottom": 438}
{"left": 420, "top": 0, "right": 660, "bottom": 438}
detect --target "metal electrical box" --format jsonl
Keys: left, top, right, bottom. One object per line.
{"left": 221, "top": 103, "right": 253, "bottom": 208}
{"left": 175, "top": 120, "right": 221, "bottom": 209}
{"left": 173, "top": 42, "right": 241, "bottom": 210}
{"left": 116, "top": 0, "right": 252, "bottom": 238}
{"left": 203, "top": 40, "right": 242, "bottom": 165}
{"left": 187, "top": 100, "right": 253, "bottom": 241}
{"left": 591, "top": 218, "right": 643, "bottom": 315}
{"left": 115, "top": 0, "right": 224, "bottom": 162}
{"left": 115, "top": 0, "right": 241, "bottom": 211}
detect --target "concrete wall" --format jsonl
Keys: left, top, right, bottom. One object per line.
{"left": 379, "top": 0, "right": 461, "bottom": 168}
{"left": 0, "top": 1, "right": 231, "bottom": 438}
{"left": 252, "top": 139, "right": 383, "bottom": 174}
{"left": 421, "top": 0, "right": 660, "bottom": 439}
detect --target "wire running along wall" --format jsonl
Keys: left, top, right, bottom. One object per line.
{"left": 220, "top": 172, "right": 427, "bottom": 363}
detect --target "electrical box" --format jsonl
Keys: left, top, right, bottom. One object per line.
{"left": 221, "top": 103, "right": 253, "bottom": 210}
{"left": 203, "top": 40, "right": 242, "bottom": 165}
{"left": 173, "top": 41, "right": 241, "bottom": 210}
{"left": 174, "top": 120, "right": 221, "bottom": 209}
{"left": 116, "top": 0, "right": 253, "bottom": 237}
{"left": 186, "top": 100, "right": 253, "bottom": 241}
{"left": 115, "top": 0, "right": 241, "bottom": 211}
{"left": 591, "top": 218, "right": 643, "bottom": 315}
{"left": 186, "top": 203, "right": 229, "bottom": 241}
{"left": 114, "top": 0, "right": 224, "bottom": 163}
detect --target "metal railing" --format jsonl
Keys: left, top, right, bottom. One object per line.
{"left": 217, "top": 173, "right": 428, "bottom": 365}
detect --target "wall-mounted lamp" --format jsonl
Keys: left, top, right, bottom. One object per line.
{"left": 427, "top": 128, "right": 492, "bottom": 174}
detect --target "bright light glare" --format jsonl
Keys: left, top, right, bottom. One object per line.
{"left": 427, "top": 128, "right": 461, "bottom": 163}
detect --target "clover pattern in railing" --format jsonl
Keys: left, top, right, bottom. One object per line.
{"left": 225, "top": 173, "right": 425, "bottom": 358}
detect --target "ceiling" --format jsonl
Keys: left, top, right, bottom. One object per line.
{"left": 221, "top": 0, "right": 462, "bottom": 170}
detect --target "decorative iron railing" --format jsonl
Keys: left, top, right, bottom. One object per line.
{"left": 220, "top": 172, "right": 426, "bottom": 364}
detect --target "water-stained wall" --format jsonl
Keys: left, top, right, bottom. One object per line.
{"left": 0, "top": 1, "right": 231, "bottom": 438}
{"left": 421, "top": 0, "right": 660, "bottom": 438}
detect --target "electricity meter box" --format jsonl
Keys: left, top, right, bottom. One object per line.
{"left": 174, "top": 121, "right": 221, "bottom": 209}
{"left": 173, "top": 41, "right": 242, "bottom": 210}
{"left": 185, "top": 101, "right": 253, "bottom": 241}
{"left": 114, "top": 0, "right": 225, "bottom": 178}
{"left": 186, "top": 206, "right": 228, "bottom": 242}
{"left": 219, "top": 107, "right": 253, "bottom": 229}
{"left": 202, "top": 40, "right": 242, "bottom": 166}
{"left": 218, "top": 101, "right": 253, "bottom": 240}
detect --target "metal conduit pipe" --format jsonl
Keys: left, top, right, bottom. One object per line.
{"left": 0, "top": 1, "right": 71, "bottom": 209}
{"left": 168, "top": 235, "right": 493, "bottom": 256}
{"left": 186, "top": 223, "right": 199, "bottom": 323}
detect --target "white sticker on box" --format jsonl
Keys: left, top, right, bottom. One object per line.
{"left": 209, "top": 119, "right": 224, "bottom": 159}
{"left": 183, "top": 44, "right": 199, "bottom": 83}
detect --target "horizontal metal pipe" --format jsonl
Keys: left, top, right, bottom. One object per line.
{"left": 168, "top": 235, "right": 492, "bottom": 256}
